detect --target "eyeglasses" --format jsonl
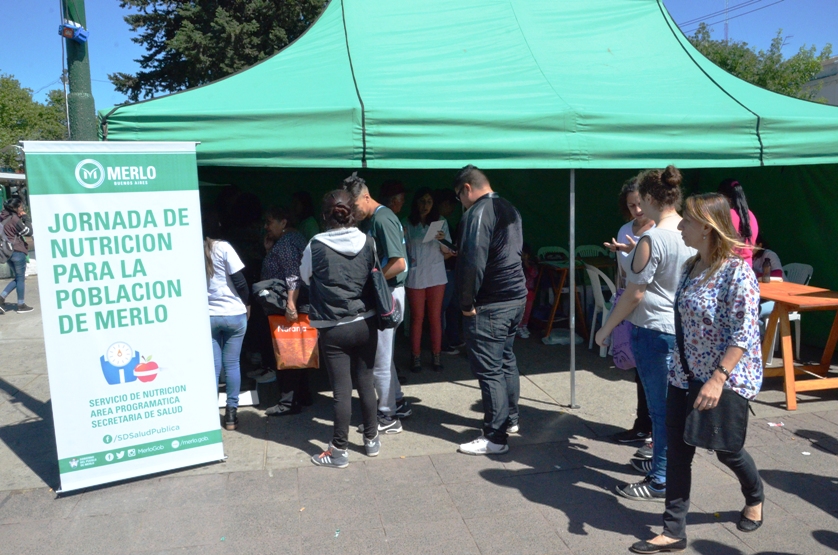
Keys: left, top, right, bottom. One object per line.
{"left": 454, "top": 187, "right": 464, "bottom": 202}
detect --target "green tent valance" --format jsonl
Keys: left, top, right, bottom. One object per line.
{"left": 101, "top": 0, "right": 838, "bottom": 169}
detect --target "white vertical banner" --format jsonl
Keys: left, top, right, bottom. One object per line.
{"left": 23, "top": 141, "right": 224, "bottom": 492}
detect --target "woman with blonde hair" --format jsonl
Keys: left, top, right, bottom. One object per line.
{"left": 629, "top": 193, "right": 763, "bottom": 554}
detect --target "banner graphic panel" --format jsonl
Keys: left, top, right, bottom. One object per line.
{"left": 24, "top": 141, "right": 224, "bottom": 492}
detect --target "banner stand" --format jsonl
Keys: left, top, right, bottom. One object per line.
{"left": 25, "top": 141, "right": 226, "bottom": 493}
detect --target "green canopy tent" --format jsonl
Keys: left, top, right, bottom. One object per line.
{"left": 100, "top": 0, "right": 838, "bottom": 406}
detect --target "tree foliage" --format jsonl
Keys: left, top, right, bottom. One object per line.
{"left": 0, "top": 74, "right": 67, "bottom": 171}
{"left": 688, "top": 23, "right": 833, "bottom": 101}
{"left": 109, "top": 0, "right": 327, "bottom": 102}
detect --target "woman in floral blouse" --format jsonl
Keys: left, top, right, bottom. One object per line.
{"left": 630, "top": 193, "right": 764, "bottom": 554}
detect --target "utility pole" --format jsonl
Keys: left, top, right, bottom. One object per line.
{"left": 62, "top": 0, "right": 97, "bottom": 140}
{"left": 724, "top": 0, "right": 729, "bottom": 42}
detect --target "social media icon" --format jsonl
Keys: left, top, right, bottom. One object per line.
{"left": 116, "top": 451, "right": 125, "bottom": 459}
{"left": 103, "top": 435, "right": 113, "bottom": 444}
{"left": 105, "top": 453, "right": 114, "bottom": 462}
{"left": 171, "top": 440, "right": 180, "bottom": 449}
{"left": 127, "top": 449, "right": 136, "bottom": 457}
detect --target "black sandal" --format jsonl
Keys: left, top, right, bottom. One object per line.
{"left": 737, "top": 504, "right": 764, "bottom": 532}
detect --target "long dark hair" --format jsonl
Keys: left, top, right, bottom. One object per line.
{"left": 718, "top": 178, "right": 753, "bottom": 242}
{"left": 202, "top": 208, "right": 221, "bottom": 281}
{"left": 617, "top": 177, "right": 639, "bottom": 221}
{"left": 408, "top": 186, "right": 439, "bottom": 226}
{"left": 3, "top": 196, "right": 23, "bottom": 213}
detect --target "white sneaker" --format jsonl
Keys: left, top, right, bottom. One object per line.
{"left": 517, "top": 327, "right": 530, "bottom": 339}
{"left": 508, "top": 424, "right": 519, "bottom": 434}
{"left": 458, "top": 436, "right": 509, "bottom": 456}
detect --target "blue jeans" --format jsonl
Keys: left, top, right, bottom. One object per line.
{"left": 464, "top": 300, "right": 525, "bottom": 445}
{"left": 2, "top": 252, "right": 26, "bottom": 304}
{"left": 211, "top": 313, "right": 247, "bottom": 409}
{"left": 631, "top": 326, "right": 675, "bottom": 485}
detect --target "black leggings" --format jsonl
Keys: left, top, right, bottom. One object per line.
{"left": 663, "top": 385, "right": 764, "bottom": 540}
{"left": 319, "top": 318, "right": 379, "bottom": 449}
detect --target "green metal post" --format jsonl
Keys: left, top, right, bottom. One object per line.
{"left": 62, "top": 0, "right": 97, "bottom": 140}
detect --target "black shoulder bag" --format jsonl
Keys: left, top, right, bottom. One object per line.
{"left": 675, "top": 267, "right": 750, "bottom": 453}
{"left": 367, "top": 236, "right": 401, "bottom": 330}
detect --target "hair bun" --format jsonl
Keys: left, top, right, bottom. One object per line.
{"left": 661, "top": 165, "right": 682, "bottom": 188}
{"left": 331, "top": 204, "right": 351, "bottom": 225}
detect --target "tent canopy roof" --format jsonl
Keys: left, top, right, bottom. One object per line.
{"left": 101, "top": 0, "right": 838, "bottom": 169}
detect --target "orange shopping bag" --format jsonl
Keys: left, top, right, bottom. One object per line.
{"left": 268, "top": 314, "right": 320, "bottom": 369}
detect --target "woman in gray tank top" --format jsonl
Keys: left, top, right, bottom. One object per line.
{"left": 595, "top": 166, "right": 695, "bottom": 504}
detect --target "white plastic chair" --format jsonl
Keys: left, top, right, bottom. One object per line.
{"left": 766, "top": 263, "right": 813, "bottom": 363}
{"left": 576, "top": 244, "right": 610, "bottom": 258}
{"left": 585, "top": 263, "right": 616, "bottom": 357}
{"left": 783, "top": 263, "right": 813, "bottom": 285}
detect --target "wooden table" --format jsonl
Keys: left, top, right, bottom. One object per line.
{"left": 760, "top": 281, "right": 838, "bottom": 410}
{"left": 531, "top": 262, "right": 589, "bottom": 341}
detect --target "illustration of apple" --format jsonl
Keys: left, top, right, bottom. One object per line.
{"left": 134, "top": 355, "right": 159, "bottom": 383}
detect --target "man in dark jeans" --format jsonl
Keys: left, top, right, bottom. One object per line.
{"left": 454, "top": 165, "right": 527, "bottom": 456}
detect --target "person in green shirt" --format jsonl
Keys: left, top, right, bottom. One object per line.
{"left": 341, "top": 173, "right": 410, "bottom": 434}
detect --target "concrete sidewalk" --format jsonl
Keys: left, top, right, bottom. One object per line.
{"left": 1, "top": 281, "right": 837, "bottom": 554}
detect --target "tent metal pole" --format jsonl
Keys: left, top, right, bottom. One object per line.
{"left": 569, "top": 169, "right": 579, "bottom": 409}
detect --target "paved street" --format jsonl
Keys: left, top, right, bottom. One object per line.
{"left": 0, "top": 281, "right": 837, "bottom": 554}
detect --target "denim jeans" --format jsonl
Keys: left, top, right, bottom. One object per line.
{"left": 2, "top": 252, "right": 27, "bottom": 304}
{"left": 464, "top": 300, "right": 525, "bottom": 445}
{"left": 663, "top": 385, "right": 764, "bottom": 540}
{"left": 373, "top": 286, "right": 405, "bottom": 417}
{"left": 631, "top": 326, "right": 675, "bottom": 485}
{"left": 211, "top": 313, "right": 247, "bottom": 408}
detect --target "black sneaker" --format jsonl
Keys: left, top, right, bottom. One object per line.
{"left": 395, "top": 400, "right": 412, "bottom": 419}
{"left": 612, "top": 428, "right": 652, "bottom": 444}
{"left": 411, "top": 356, "right": 422, "bottom": 373}
{"left": 377, "top": 416, "right": 402, "bottom": 434}
{"left": 451, "top": 341, "right": 466, "bottom": 349}
{"left": 16, "top": 303, "right": 34, "bottom": 313}
{"left": 440, "top": 346, "right": 459, "bottom": 355}
{"left": 616, "top": 477, "right": 666, "bottom": 502}
{"left": 432, "top": 354, "right": 443, "bottom": 373}
{"left": 630, "top": 458, "right": 653, "bottom": 475}
{"left": 357, "top": 415, "right": 403, "bottom": 434}
{"left": 0, "top": 304, "right": 5, "bottom": 315}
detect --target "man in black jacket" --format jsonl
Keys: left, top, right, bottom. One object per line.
{"left": 454, "top": 165, "right": 527, "bottom": 455}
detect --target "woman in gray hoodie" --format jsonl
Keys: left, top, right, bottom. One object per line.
{"left": 300, "top": 190, "right": 379, "bottom": 468}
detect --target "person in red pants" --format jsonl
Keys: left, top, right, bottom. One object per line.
{"left": 404, "top": 187, "right": 455, "bottom": 372}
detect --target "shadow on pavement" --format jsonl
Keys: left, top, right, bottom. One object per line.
{"left": 0, "top": 377, "right": 59, "bottom": 488}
